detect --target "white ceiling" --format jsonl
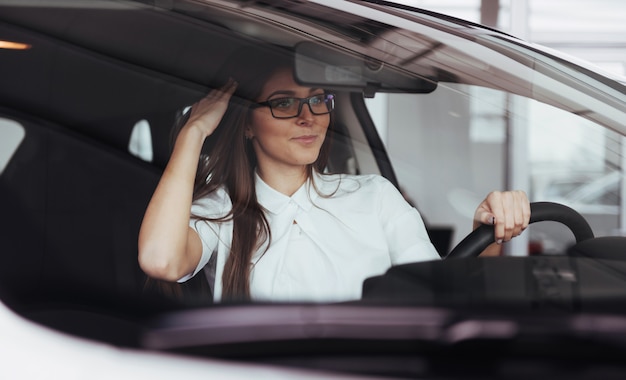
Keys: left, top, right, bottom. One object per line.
{"left": 391, "top": 0, "right": 626, "bottom": 75}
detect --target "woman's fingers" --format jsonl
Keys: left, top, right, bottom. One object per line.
{"left": 198, "top": 79, "right": 237, "bottom": 111}
{"left": 185, "top": 79, "right": 238, "bottom": 137}
{"left": 474, "top": 190, "right": 530, "bottom": 244}
{"left": 221, "top": 77, "right": 238, "bottom": 98}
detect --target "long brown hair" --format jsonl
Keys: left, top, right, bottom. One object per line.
{"left": 178, "top": 45, "right": 333, "bottom": 301}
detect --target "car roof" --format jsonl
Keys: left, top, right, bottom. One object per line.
{"left": 2, "top": 0, "right": 623, "bottom": 146}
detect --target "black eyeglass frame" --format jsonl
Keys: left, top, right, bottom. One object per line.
{"left": 256, "top": 93, "right": 335, "bottom": 119}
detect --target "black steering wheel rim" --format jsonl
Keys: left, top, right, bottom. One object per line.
{"left": 445, "top": 202, "right": 594, "bottom": 259}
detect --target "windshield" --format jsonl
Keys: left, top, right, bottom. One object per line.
{"left": 1, "top": 0, "right": 626, "bottom": 374}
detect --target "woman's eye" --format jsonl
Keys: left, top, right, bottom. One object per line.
{"left": 271, "top": 98, "right": 295, "bottom": 109}
{"left": 309, "top": 95, "right": 324, "bottom": 105}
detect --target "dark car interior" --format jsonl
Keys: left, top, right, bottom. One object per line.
{"left": 0, "top": 0, "right": 452, "bottom": 307}
{"left": 0, "top": 0, "right": 441, "bottom": 345}
{"left": 3, "top": 1, "right": 626, "bottom": 377}
{"left": 0, "top": 2, "right": 245, "bottom": 342}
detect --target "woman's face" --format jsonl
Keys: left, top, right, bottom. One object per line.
{"left": 247, "top": 67, "right": 330, "bottom": 175}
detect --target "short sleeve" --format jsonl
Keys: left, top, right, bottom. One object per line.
{"left": 376, "top": 178, "right": 441, "bottom": 264}
{"left": 177, "top": 187, "right": 232, "bottom": 283}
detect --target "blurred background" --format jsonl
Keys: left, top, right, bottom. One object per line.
{"left": 393, "top": 0, "right": 625, "bottom": 77}
{"left": 369, "top": 0, "right": 626, "bottom": 254}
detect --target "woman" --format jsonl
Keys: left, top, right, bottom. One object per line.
{"left": 138, "top": 47, "right": 530, "bottom": 303}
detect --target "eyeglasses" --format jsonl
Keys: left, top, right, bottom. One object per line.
{"left": 256, "top": 93, "right": 335, "bottom": 119}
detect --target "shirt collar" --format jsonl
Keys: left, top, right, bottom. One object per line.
{"left": 255, "top": 171, "right": 320, "bottom": 215}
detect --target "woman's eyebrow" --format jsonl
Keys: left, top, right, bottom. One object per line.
{"left": 266, "top": 90, "right": 296, "bottom": 98}
{"left": 266, "top": 88, "right": 325, "bottom": 98}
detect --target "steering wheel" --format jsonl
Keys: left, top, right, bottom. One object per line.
{"left": 445, "top": 202, "right": 594, "bottom": 259}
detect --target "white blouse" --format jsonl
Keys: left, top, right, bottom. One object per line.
{"left": 182, "top": 172, "right": 440, "bottom": 302}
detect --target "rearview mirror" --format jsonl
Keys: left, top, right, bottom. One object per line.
{"left": 294, "top": 42, "right": 437, "bottom": 97}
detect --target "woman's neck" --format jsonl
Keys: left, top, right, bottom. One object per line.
{"left": 256, "top": 164, "right": 308, "bottom": 196}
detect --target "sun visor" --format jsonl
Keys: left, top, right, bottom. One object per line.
{"left": 294, "top": 42, "right": 437, "bottom": 97}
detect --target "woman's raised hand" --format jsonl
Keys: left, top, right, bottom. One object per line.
{"left": 473, "top": 190, "right": 531, "bottom": 245}
{"left": 183, "top": 78, "right": 238, "bottom": 138}
{"left": 138, "top": 79, "right": 238, "bottom": 282}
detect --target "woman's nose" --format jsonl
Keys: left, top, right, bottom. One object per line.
{"left": 297, "top": 102, "right": 315, "bottom": 125}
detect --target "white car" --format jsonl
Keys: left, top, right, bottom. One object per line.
{"left": 1, "top": 0, "right": 625, "bottom": 378}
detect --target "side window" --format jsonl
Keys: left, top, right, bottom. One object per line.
{"left": 0, "top": 117, "right": 25, "bottom": 175}
{"left": 526, "top": 99, "right": 622, "bottom": 253}
{"left": 367, "top": 82, "right": 623, "bottom": 255}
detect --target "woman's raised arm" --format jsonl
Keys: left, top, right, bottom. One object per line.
{"left": 138, "top": 80, "right": 237, "bottom": 281}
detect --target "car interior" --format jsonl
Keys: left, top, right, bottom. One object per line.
{"left": 2, "top": 0, "right": 626, "bottom": 375}
{"left": 0, "top": 0, "right": 448, "bottom": 346}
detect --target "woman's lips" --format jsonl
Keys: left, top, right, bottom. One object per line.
{"left": 292, "top": 135, "right": 318, "bottom": 144}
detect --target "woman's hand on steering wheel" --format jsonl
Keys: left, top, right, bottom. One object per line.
{"left": 473, "top": 190, "right": 531, "bottom": 246}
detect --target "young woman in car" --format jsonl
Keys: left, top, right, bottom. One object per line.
{"left": 138, "top": 48, "right": 530, "bottom": 303}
